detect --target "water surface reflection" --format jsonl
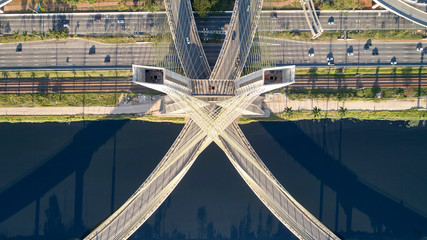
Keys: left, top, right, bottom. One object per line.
{"left": 0, "top": 120, "right": 425, "bottom": 240}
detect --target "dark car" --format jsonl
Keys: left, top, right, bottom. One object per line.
{"left": 89, "top": 45, "right": 96, "bottom": 55}
{"left": 94, "top": 14, "right": 102, "bottom": 22}
{"left": 232, "top": 31, "right": 236, "bottom": 41}
{"left": 16, "top": 43, "right": 22, "bottom": 52}
{"left": 104, "top": 55, "right": 110, "bottom": 63}
{"left": 364, "top": 44, "right": 370, "bottom": 51}
{"left": 372, "top": 47, "right": 379, "bottom": 56}
{"left": 271, "top": 12, "right": 277, "bottom": 19}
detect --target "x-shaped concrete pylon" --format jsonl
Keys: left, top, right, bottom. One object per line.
{"left": 84, "top": 67, "right": 340, "bottom": 240}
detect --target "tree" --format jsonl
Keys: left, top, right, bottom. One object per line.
{"left": 86, "top": 0, "right": 97, "bottom": 4}
{"left": 116, "top": 0, "right": 128, "bottom": 11}
{"left": 285, "top": 107, "right": 294, "bottom": 118}
{"left": 64, "top": 0, "right": 82, "bottom": 6}
{"left": 312, "top": 106, "right": 321, "bottom": 117}
{"left": 339, "top": 106, "right": 348, "bottom": 117}
{"left": 193, "top": 0, "right": 211, "bottom": 18}
{"left": 12, "top": 31, "right": 19, "bottom": 40}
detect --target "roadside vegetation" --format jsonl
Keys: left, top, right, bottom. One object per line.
{"left": 239, "top": 109, "right": 427, "bottom": 124}
{"left": 1, "top": 110, "right": 426, "bottom": 124}
{"left": 191, "top": 0, "right": 232, "bottom": 17}
{"left": 262, "top": 0, "right": 302, "bottom": 10}
{"left": 7, "top": 0, "right": 165, "bottom": 13}
{"left": 313, "top": 0, "right": 366, "bottom": 10}
{"left": 0, "top": 70, "right": 132, "bottom": 79}
{"left": 0, "top": 114, "right": 186, "bottom": 124}
{"left": 295, "top": 66, "right": 427, "bottom": 76}
{"left": 1, "top": 30, "right": 172, "bottom": 44}
{"left": 0, "top": 93, "right": 122, "bottom": 107}
{"left": 262, "top": 30, "right": 425, "bottom": 42}
{"left": 283, "top": 88, "right": 427, "bottom": 101}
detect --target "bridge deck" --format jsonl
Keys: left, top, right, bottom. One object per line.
{"left": 191, "top": 79, "right": 235, "bottom": 96}
{"left": 210, "top": 0, "right": 264, "bottom": 80}
{"left": 164, "top": 0, "right": 211, "bottom": 79}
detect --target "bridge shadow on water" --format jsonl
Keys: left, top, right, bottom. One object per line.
{"left": 0, "top": 119, "right": 129, "bottom": 240}
{"left": 1, "top": 119, "right": 426, "bottom": 240}
{"left": 259, "top": 120, "right": 427, "bottom": 240}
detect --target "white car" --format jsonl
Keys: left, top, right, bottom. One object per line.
{"left": 308, "top": 52, "right": 314, "bottom": 57}
{"left": 328, "top": 21, "right": 334, "bottom": 25}
{"left": 347, "top": 52, "right": 353, "bottom": 56}
{"left": 247, "top": 5, "right": 250, "bottom": 12}
{"left": 186, "top": 37, "right": 190, "bottom": 45}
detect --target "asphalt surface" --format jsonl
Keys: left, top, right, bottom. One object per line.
{"left": 1, "top": 10, "right": 426, "bottom": 37}
{"left": 262, "top": 37, "right": 426, "bottom": 67}
{"left": 210, "top": 0, "right": 262, "bottom": 80}
{"left": 259, "top": 10, "right": 427, "bottom": 32}
{"left": 0, "top": 39, "right": 169, "bottom": 69}
{"left": 0, "top": 12, "right": 169, "bottom": 36}
{"left": 165, "top": 0, "right": 210, "bottom": 79}
{"left": 373, "top": 0, "right": 427, "bottom": 28}
{"left": 1, "top": 39, "right": 425, "bottom": 70}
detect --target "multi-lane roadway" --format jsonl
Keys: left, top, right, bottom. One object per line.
{"left": 0, "top": 39, "right": 170, "bottom": 69}
{"left": 1, "top": 10, "right": 425, "bottom": 37}
{"left": 0, "top": 12, "right": 167, "bottom": 35}
{"left": 1, "top": 38, "right": 425, "bottom": 70}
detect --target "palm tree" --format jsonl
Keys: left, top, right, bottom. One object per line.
{"left": 312, "top": 106, "right": 321, "bottom": 118}
{"left": 285, "top": 107, "right": 294, "bottom": 118}
{"left": 12, "top": 31, "right": 19, "bottom": 40}
{"left": 339, "top": 106, "right": 348, "bottom": 118}
{"left": 2, "top": 71, "right": 9, "bottom": 79}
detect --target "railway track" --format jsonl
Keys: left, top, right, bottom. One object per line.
{"left": 0, "top": 75, "right": 426, "bottom": 93}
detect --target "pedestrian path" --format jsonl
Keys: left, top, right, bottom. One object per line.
{"left": 264, "top": 93, "right": 427, "bottom": 112}
{"left": 0, "top": 100, "right": 161, "bottom": 115}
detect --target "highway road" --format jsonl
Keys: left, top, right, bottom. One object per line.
{"left": 0, "top": 12, "right": 168, "bottom": 36}
{"left": 0, "top": 38, "right": 426, "bottom": 70}
{"left": 1, "top": 10, "right": 424, "bottom": 37}
{"left": 262, "top": 37, "right": 426, "bottom": 67}
{"left": 0, "top": 39, "right": 171, "bottom": 69}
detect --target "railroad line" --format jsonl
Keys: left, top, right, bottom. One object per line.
{"left": 0, "top": 75, "right": 426, "bottom": 93}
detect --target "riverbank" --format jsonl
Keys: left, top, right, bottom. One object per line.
{"left": 0, "top": 109, "right": 425, "bottom": 124}
{"left": 0, "top": 96, "right": 426, "bottom": 123}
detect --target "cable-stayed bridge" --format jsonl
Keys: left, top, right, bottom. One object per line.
{"left": 83, "top": 1, "right": 340, "bottom": 240}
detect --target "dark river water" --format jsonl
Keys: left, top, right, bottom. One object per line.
{"left": 0, "top": 120, "right": 426, "bottom": 240}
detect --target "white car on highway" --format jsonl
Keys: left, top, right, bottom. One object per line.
{"left": 186, "top": 37, "right": 190, "bottom": 45}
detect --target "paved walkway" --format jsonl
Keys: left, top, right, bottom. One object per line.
{"left": 264, "top": 93, "right": 427, "bottom": 112}
{"left": 0, "top": 100, "right": 161, "bottom": 115}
